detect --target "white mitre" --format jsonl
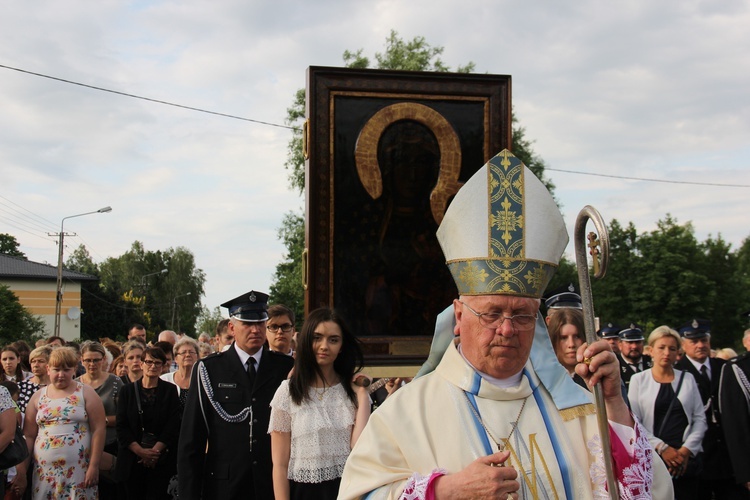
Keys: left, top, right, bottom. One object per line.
{"left": 437, "top": 149, "right": 568, "bottom": 298}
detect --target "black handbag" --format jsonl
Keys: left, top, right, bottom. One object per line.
{"left": 0, "top": 424, "right": 29, "bottom": 469}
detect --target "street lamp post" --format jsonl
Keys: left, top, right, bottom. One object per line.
{"left": 137, "top": 269, "right": 168, "bottom": 324}
{"left": 53, "top": 206, "right": 112, "bottom": 338}
{"left": 140, "top": 269, "right": 168, "bottom": 290}
{"left": 171, "top": 292, "right": 192, "bottom": 330}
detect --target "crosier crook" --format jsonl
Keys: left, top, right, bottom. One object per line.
{"left": 574, "top": 205, "right": 617, "bottom": 500}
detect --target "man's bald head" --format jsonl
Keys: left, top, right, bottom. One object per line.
{"left": 158, "top": 330, "right": 178, "bottom": 345}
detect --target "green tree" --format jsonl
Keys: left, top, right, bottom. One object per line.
{"left": 545, "top": 255, "right": 578, "bottom": 298}
{"left": 591, "top": 219, "right": 639, "bottom": 326}
{"left": 195, "top": 306, "right": 225, "bottom": 338}
{"left": 699, "top": 234, "right": 744, "bottom": 347}
{"left": 65, "top": 245, "right": 118, "bottom": 341}
{"left": 268, "top": 211, "right": 305, "bottom": 324}
{"left": 0, "top": 284, "right": 46, "bottom": 345}
{"left": 80, "top": 241, "right": 206, "bottom": 339}
{"left": 629, "top": 215, "right": 711, "bottom": 332}
{"left": 274, "top": 31, "right": 552, "bottom": 321}
{"left": 0, "top": 233, "right": 26, "bottom": 259}
{"left": 66, "top": 244, "right": 99, "bottom": 276}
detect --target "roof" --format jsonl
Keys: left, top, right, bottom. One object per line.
{"left": 0, "top": 253, "right": 98, "bottom": 281}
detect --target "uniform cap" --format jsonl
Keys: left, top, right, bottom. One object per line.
{"left": 544, "top": 283, "right": 583, "bottom": 310}
{"left": 220, "top": 290, "right": 269, "bottom": 322}
{"left": 597, "top": 322, "right": 621, "bottom": 339}
{"left": 679, "top": 318, "right": 711, "bottom": 339}
{"left": 618, "top": 323, "right": 644, "bottom": 342}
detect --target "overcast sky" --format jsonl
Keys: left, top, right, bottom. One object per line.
{"left": 1, "top": 0, "right": 748, "bottom": 317}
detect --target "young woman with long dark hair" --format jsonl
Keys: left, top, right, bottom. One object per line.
{"left": 268, "top": 308, "right": 371, "bottom": 500}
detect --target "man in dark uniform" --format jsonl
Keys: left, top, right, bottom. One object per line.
{"left": 676, "top": 319, "right": 748, "bottom": 499}
{"left": 597, "top": 322, "right": 621, "bottom": 355}
{"left": 616, "top": 324, "right": 652, "bottom": 391}
{"left": 177, "top": 291, "right": 295, "bottom": 500}
{"left": 720, "top": 350, "right": 750, "bottom": 492}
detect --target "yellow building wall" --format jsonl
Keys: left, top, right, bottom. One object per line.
{"left": 3, "top": 279, "right": 83, "bottom": 341}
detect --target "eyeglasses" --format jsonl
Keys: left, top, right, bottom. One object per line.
{"left": 267, "top": 323, "right": 294, "bottom": 333}
{"left": 81, "top": 358, "right": 103, "bottom": 364}
{"left": 459, "top": 301, "right": 537, "bottom": 330}
{"left": 143, "top": 360, "right": 164, "bottom": 367}
{"left": 176, "top": 350, "right": 196, "bottom": 357}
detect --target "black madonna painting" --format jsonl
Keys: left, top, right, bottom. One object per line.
{"left": 305, "top": 66, "right": 511, "bottom": 362}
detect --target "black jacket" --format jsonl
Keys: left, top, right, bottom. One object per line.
{"left": 675, "top": 355, "right": 735, "bottom": 480}
{"left": 116, "top": 378, "right": 181, "bottom": 482}
{"left": 177, "top": 345, "right": 294, "bottom": 500}
{"left": 720, "top": 353, "right": 750, "bottom": 484}
{"left": 617, "top": 353, "right": 652, "bottom": 389}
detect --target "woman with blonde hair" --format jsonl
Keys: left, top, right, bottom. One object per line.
{"left": 629, "top": 325, "right": 707, "bottom": 498}
{"left": 715, "top": 347, "right": 738, "bottom": 361}
{"left": 77, "top": 342, "right": 123, "bottom": 461}
{"left": 120, "top": 341, "right": 145, "bottom": 384}
{"left": 160, "top": 337, "right": 199, "bottom": 411}
{"left": 17, "top": 346, "right": 52, "bottom": 413}
{"left": 16, "top": 347, "right": 106, "bottom": 498}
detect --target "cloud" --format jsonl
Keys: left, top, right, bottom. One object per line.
{"left": 1, "top": 0, "right": 749, "bottom": 312}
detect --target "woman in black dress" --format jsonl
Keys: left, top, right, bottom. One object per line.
{"left": 116, "top": 347, "right": 181, "bottom": 499}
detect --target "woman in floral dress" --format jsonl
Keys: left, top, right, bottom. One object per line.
{"left": 16, "top": 347, "right": 106, "bottom": 499}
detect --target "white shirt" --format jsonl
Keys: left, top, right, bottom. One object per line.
{"left": 686, "top": 356, "right": 711, "bottom": 380}
{"left": 234, "top": 343, "right": 262, "bottom": 371}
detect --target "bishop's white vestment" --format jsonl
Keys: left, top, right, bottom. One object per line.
{"left": 339, "top": 339, "right": 672, "bottom": 500}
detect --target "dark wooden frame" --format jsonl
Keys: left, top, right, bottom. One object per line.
{"left": 304, "top": 66, "right": 512, "bottom": 365}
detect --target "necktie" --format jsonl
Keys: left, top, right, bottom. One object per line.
{"left": 700, "top": 364, "right": 710, "bottom": 383}
{"left": 246, "top": 357, "right": 257, "bottom": 388}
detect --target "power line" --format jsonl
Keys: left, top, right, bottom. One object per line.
{"left": 0, "top": 218, "right": 56, "bottom": 243}
{"left": 0, "top": 210, "right": 52, "bottom": 235}
{"left": 2, "top": 64, "right": 746, "bottom": 188}
{"left": 0, "top": 63, "right": 299, "bottom": 131}
{"left": 0, "top": 195, "right": 58, "bottom": 231}
{"left": 546, "top": 167, "right": 750, "bottom": 188}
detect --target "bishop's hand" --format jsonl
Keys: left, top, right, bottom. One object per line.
{"left": 432, "top": 450, "right": 519, "bottom": 499}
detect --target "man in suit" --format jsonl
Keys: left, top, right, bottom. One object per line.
{"left": 676, "top": 319, "right": 748, "bottom": 499}
{"left": 616, "top": 324, "right": 652, "bottom": 391}
{"left": 720, "top": 351, "right": 750, "bottom": 492}
{"left": 178, "top": 290, "right": 295, "bottom": 499}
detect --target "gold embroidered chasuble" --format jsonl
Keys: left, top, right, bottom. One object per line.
{"left": 338, "top": 340, "right": 672, "bottom": 499}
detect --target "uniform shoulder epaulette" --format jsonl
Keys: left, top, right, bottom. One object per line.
{"left": 728, "top": 352, "right": 749, "bottom": 365}
{"left": 199, "top": 351, "right": 224, "bottom": 364}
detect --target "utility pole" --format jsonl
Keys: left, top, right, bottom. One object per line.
{"left": 50, "top": 206, "right": 112, "bottom": 337}
{"left": 171, "top": 292, "right": 191, "bottom": 329}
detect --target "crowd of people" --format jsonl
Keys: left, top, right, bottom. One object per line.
{"left": 2, "top": 149, "right": 750, "bottom": 499}
{"left": 0, "top": 314, "right": 284, "bottom": 498}
{"left": 543, "top": 285, "right": 750, "bottom": 499}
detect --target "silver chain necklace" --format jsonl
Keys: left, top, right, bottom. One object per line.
{"left": 464, "top": 392, "right": 529, "bottom": 452}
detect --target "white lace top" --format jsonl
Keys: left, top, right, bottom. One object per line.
{"left": 268, "top": 380, "right": 356, "bottom": 483}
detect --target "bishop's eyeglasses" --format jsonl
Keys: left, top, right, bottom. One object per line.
{"left": 459, "top": 301, "right": 537, "bottom": 330}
